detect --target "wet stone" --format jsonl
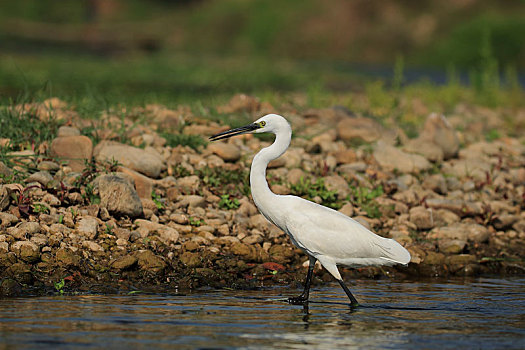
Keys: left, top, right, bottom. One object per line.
{"left": 11, "top": 241, "right": 40, "bottom": 263}
{"left": 111, "top": 255, "right": 138, "bottom": 270}
{"left": 0, "top": 278, "right": 22, "bottom": 297}
{"left": 180, "top": 251, "right": 202, "bottom": 268}
{"left": 95, "top": 174, "right": 143, "bottom": 218}
{"left": 55, "top": 248, "right": 80, "bottom": 267}
{"left": 136, "top": 250, "right": 166, "bottom": 274}
{"left": 438, "top": 239, "right": 467, "bottom": 254}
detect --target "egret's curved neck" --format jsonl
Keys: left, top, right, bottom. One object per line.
{"left": 250, "top": 126, "right": 291, "bottom": 216}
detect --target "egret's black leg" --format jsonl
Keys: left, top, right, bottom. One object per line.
{"left": 288, "top": 257, "right": 316, "bottom": 304}
{"left": 338, "top": 279, "right": 359, "bottom": 307}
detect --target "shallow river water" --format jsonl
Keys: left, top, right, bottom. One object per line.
{"left": 1, "top": 277, "right": 524, "bottom": 349}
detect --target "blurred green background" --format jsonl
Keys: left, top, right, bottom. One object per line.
{"left": 0, "top": 0, "right": 524, "bottom": 105}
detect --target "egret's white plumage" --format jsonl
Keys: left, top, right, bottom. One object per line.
{"left": 210, "top": 114, "right": 411, "bottom": 306}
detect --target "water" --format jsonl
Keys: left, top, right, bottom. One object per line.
{"left": 1, "top": 278, "right": 524, "bottom": 349}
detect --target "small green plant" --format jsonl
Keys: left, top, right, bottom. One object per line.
{"left": 151, "top": 191, "right": 164, "bottom": 210}
{"left": 290, "top": 177, "right": 341, "bottom": 209}
{"left": 197, "top": 166, "right": 250, "bottom": 197}
{"left": 485, "top": 129, "right": 501, "bottom": 142}
{"left": 104, "top": 223, "right": 114, "bottom": 235}
{"left": 70, "top": 207, "right": 79, "bottom": 219}
{"left": 218, "top": 194, "right": 240, "bottom": 210}
{"left": 82, "top": 183, "right": 100, "bottom": 205}
{"left": 9, "top": 184, "right": 41, "bottom": 217}
{"left": 350, "top": 185, "right": 384, "bottom": 218}
{"left": 31, "top": 203, "right": 50, "bottom": 214}
{"left": 0, "top": 101, "right": 63, "bottom": 153}
{"left": 58, "top": 214, "right": 64, "bottom": 224}
{"left": 189, "top": 217, "right": 205, "bottom": 227}
{"left": 54, "top": 279, "right": 65, "bottom": 295}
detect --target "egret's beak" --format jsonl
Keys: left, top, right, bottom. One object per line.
{"left": 209, "top": 123, "right": 260, "bottom": 141}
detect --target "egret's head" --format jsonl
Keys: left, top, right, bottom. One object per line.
{"left": 210, "top": 114, "right": 290, "bottom": 141}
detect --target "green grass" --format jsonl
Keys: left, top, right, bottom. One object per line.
{"left": 289, "top": 177, "right": 341, "bottom": 210}
{"left": 0, "top": 98, "right": 63, "bottom": 151}
{"left": 350, "top": 185, "right": 384, "bottom": 219}
{"left": 196, "top": 166, "right": 251, "bottom": 198}
{"left": 218, "top": 194, "right": 240, "bottom": 210}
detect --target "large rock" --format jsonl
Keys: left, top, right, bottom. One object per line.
{"left": 207, "top": 142, "right": 241, "bottom": 162}
{"left": 336, "top": 117, "right": 384, "bottom": 143}
{"left": 438, "top": 239, "right": 466, "bottom": 254}
{"left": 50, "top": 136, "right": 93, "bottom": 172}
{"left": 10, "top": 241, "right": 40, "bottom": 263}
{"left": 404, "top": 139, "right": 444, "bottom": 162}
{"left": 94, "top": 174, "right": 143, "bottom": 217}
{"left": 428, "top": 223, "right": 490, "bottom": 243}
{"left": 94, "top": 141, "right": 163, "bottom": 178}
{"left": 111, "top": 255, "right": 138, "bottom": 270}
{"left": 136, "top": 250, "right": 166, "bottom": 274}
{"left": 373, "top": 141, "right": 431, "bottom": 173}
{"left": 116, "top": 166, "right": 154, "bottom": 199}
{"left": 25, "top": 171, "right": 53, "bottom": 187}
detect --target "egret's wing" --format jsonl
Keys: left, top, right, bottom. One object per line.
{"left": 280, "top": 196, "right": 410, "bottom": 264}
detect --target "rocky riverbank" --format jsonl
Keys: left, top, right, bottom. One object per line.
{"left": 1, "top": 95, "right": 524, "bottom": 297}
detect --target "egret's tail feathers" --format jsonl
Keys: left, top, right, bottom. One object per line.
{"left": 374, "top": 238, "right": 411, "bottom": 265}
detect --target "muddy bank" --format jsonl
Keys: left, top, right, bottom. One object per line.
{"left": 1, "top": 95, "right": 524, "bottom": 297}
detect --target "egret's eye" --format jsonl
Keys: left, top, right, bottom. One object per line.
{"left": 260, "top": 121, "right": 266, "bottom": 127}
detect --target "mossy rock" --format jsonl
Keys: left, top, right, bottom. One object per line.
{"left": 180, "top": 251, "right": 202, "bottom": 268}
{"left": 136, "top": 250, "right": 166, "bottom": 274}
{"left": 0, "top": 278, "right": 22, "bottom": 297}
{"left": 56, "top": 248, "right": 80, "bottom": 267}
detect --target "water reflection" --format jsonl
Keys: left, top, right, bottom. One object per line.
{"left": 0, "top": 278, "right": 524, "bottom": 349}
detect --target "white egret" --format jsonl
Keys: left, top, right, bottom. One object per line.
{"left": 210, "top": 114, "right": 411, "bottom": 306}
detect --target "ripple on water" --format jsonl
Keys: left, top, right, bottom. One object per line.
{"left": 0, "top": 278, "right": 524, "bottom": 349}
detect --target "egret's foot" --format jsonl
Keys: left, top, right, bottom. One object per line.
{"left": 349, "top": 301, "right": 360, "bottom": 309}
{"left": 287, "top": 296, "right": 309, "bottom": 304}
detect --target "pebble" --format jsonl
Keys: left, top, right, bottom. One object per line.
{"left": 323, "top": 175, "right": 350, "bottom": 198}
{"left": 111, "top": 255, "right": 138, "bottom": 270}
{"left": 76, "top": 216, "right": 98, "bottom": 239}
{"left": 336, "top": 117, "right": 383, "bottom": 143}
{"left": 207, "top": 142, "right": 241, "bottom": 162}
{"left": 94, "top": 174, "right": 143, "bottom": 217}
{"left": 409, "top": 206, "right": 434, "bottom": 230}
{"left": 136, "top": 250, "right": 166, "bottom": 273}
{"left": 50, "top": 135, "right": 93, "bottom": 172}
{"left": 373, "top": 141, "right": 431, "bottom": 173}
{"left": 83, "top": 240, "right": 104, "bottom": 252}
{"left": 94, "top": 141, "right": 163, "bottom": 178}
{"left": 11, "top": 241, "right": 40, "bottom": 263}
{"left": 438, "top": 239, "right": 466, "bottom": 254}
{"left": 177, "top": 195, "right": 206, "bottom": 208}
